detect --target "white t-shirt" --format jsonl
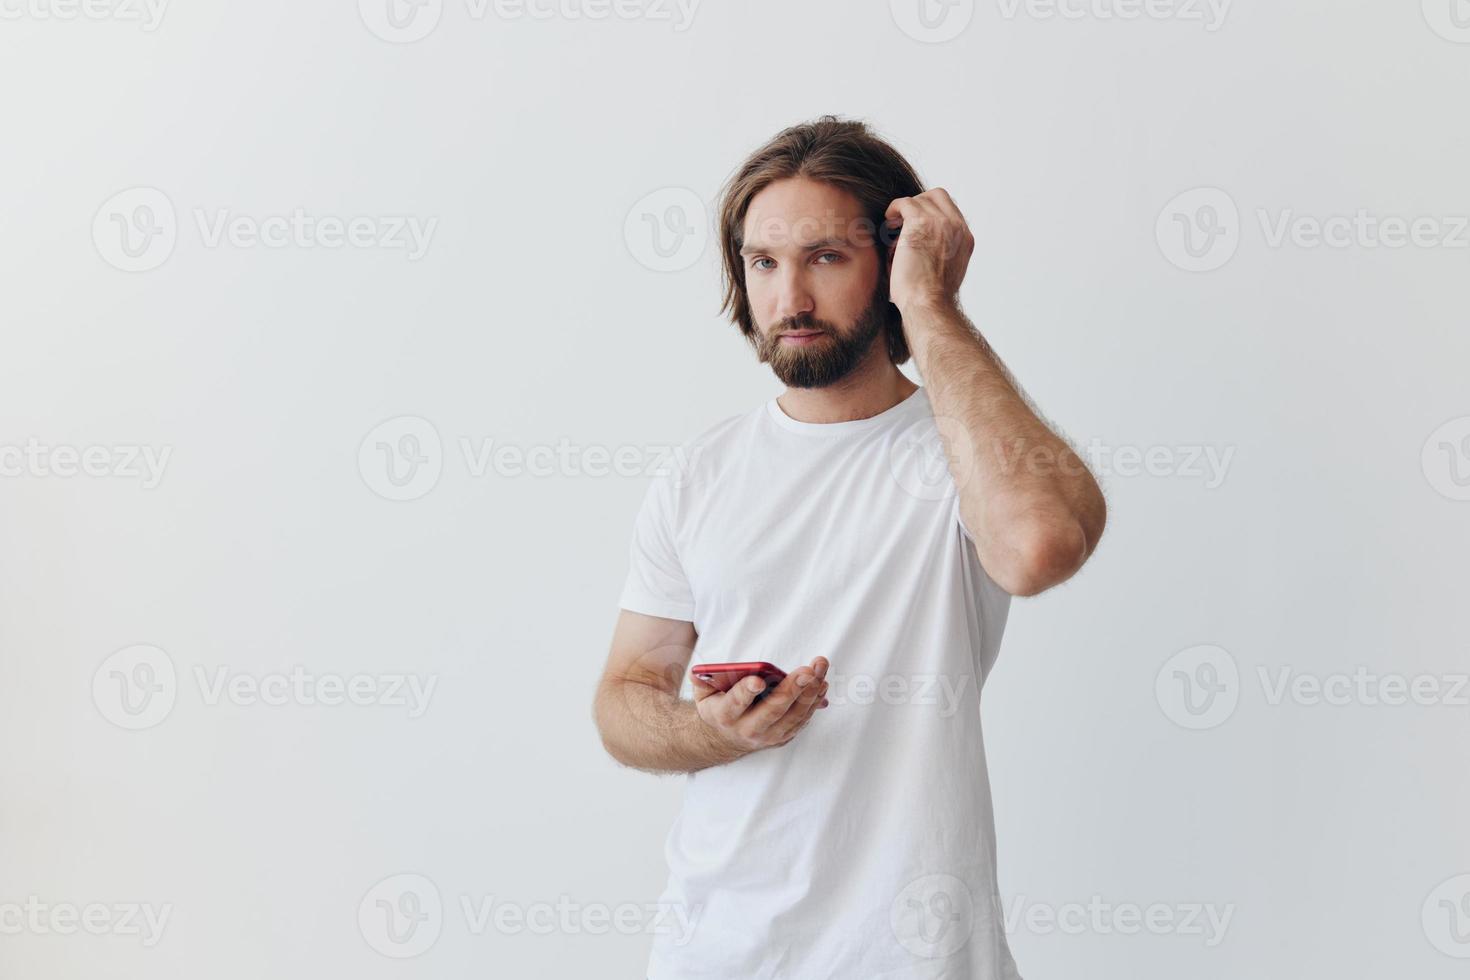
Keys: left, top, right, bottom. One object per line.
{"left": 619, "top": 386, "right": 1021, "bottom": 980}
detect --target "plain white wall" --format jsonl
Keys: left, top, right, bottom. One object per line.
{"left": 2, "top": 1, "right": 1468, "bottom": 977}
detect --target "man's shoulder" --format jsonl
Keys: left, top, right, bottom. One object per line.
{"left": 687, "top": 403, "right": 761, "bottom": 450}
{"left": 655, "top": 401, "right": 765, "bottom": 494}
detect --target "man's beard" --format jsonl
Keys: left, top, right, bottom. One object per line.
{"left": 756, "top": 294, "right": 887, "bottom": 389}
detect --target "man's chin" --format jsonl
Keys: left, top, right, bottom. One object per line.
{"left": 769, "top": 355, "right": 852, "bottom": 389}
{"left": 758, "top": 306, "right": 885, "bottom": 388}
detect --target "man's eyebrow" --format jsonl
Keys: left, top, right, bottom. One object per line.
{"left": 738, "top": 236, "right": 855, "bottom": 257}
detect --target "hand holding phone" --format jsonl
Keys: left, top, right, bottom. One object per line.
{"left": 690, "top": 662, "right": 789, "bottom": 700}
{"left": 689, "top": 656, "right": 830, "bottom": 755}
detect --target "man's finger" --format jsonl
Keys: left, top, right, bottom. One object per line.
{"left": 924, "top": 186, "right": 965, "bottom": 223}
{"left": 717, "top": 675, "right": 768, "bottom": 724}
{"left": 768, "top": 681, "right": 827, "bottom": 742}
{"left": 769, "top": 676, "right": 826, "bottom": 733}
{"left": 741, "top": 668, "right": 815, "bottom": 730}
{"left": 885, "top": 196, "right": 919, "bottom": 224}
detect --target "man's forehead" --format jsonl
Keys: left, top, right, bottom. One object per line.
{"left": 739, "top": 205, "right": 874, "bottom": 254}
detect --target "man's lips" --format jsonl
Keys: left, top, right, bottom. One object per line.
{"left": 779, "top": 330, "right": 826, "bottom": 345}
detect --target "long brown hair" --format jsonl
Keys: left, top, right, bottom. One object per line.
{"left": 716, "top": 115, "right": 925, "bottom": 366}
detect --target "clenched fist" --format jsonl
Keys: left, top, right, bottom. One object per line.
{"left": 884, "top": 187, "right": 975, "bottom": 314}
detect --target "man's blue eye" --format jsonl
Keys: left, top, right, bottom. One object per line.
{"left": 816, "top": 252, "right": 840, "bottom": 264}
{"left": 752, "top": 258, "right": 773, "bottom": 271}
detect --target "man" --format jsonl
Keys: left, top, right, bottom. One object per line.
{"left": 594, "top": 116, "right": 1106, "bottom": 979}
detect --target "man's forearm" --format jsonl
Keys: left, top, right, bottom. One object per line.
{"left": 595, "top": 680, "right": 746, "bottom": 775}
{"left": 903, "top": 299, "right": 1106, "bottom": 595}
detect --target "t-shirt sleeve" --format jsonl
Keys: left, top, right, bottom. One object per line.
{"left": 618, "top": 473, "right": 696, "bottom": 622}
{"left": 953, "top": 494, "right": 1012, "bottom": 676}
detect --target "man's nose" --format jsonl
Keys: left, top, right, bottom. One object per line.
{"left": 773, "top": 268, "right": 815, "bottom": 322}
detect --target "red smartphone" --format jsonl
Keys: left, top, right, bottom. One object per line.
{"left": 690, "top": 662, "right": 787, "bottom": 700}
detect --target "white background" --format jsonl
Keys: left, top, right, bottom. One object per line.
{"left": 2, "top": 0, "right": 1468, "bottom": 977}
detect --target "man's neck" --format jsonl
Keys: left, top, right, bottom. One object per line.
{"left": 776, "top": 348, "right": 919, "bottom": 425}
